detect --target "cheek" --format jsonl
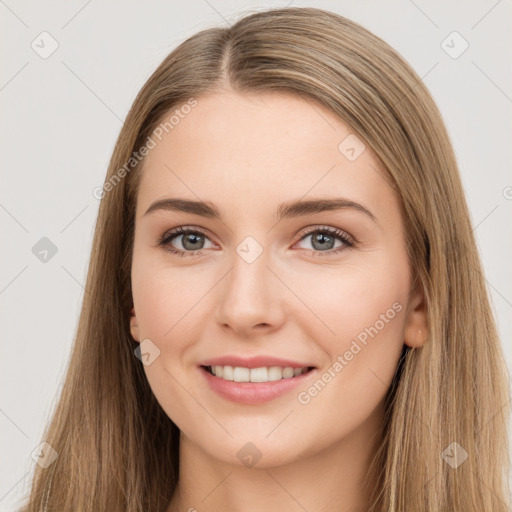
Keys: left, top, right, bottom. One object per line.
{"left": 291, "top": 256, "right": 409, "bottom": 394}
{"left": 292, "top": 270, "right": 407, "bottom": 439}
{"left": 132, "top": 269, "right": 176, "bottom": 340}
{"left": 131, "top": 259, "right": 208, "bottom": 427}
{"left": 131, "top": 254, "right": 213, "bottom": 348}
{"left": 294, "top": 260, "right": 408, "bottom": 343}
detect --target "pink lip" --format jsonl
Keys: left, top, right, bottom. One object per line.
{"left": 199, "top": 355, "right": 314, "bottom": 369}
{"left": 198, "top": 365, "right": 317, "bottom": 405}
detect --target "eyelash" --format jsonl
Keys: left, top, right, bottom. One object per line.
{"left": 157, "top": 225, "right": 355, "bottom": 258}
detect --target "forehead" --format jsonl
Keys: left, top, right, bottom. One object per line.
{"left": 136, "top": 91, "right": 396, "bottom": 220}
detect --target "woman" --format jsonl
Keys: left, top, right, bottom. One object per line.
{"left": 21, "top": 6, "right": 510, "bottom": 511}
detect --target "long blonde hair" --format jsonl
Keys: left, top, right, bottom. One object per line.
{"left": 21, "top": 7, "right": 510, "bottom": 511}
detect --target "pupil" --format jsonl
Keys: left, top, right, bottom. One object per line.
{"left": 313, "top": 233, "right": 333, "bottom": 250}
{"left": 183, "top": 233, "right": 203, "bottom": 250}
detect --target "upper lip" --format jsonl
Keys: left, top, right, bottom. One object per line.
{"left": 199, "top": 355, "right": 315, "bottom": 369}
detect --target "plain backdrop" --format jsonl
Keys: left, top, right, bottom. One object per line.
{"left": 1, "top": 0, "right": 511, "bottom": 510}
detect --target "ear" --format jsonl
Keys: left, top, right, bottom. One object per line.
{"left": 130, "top": 306, "right": 140, "bottom": 342}
{"left": 403, "top": 281, "right": 429, "bottom": 349}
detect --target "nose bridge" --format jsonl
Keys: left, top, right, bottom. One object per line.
{"left": 227, "top": 236, "right": 272, "bottom": 306}
{"left": 215, "top": 234, "right": 284, "bottom": 331}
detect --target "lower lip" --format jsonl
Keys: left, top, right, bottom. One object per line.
{"left": 199, "top": 366, "right": 317, "bottom": 404}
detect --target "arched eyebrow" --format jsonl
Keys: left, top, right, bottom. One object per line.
{"left": 143, "top": 197, "right": 377, "bottom": 223}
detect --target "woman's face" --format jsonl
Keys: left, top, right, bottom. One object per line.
{"left": 130, "top": 90, "right": 427, "bottom": 467}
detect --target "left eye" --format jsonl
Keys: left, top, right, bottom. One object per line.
{"left": 294, "top": 227, "right": 354, "bottom": 255}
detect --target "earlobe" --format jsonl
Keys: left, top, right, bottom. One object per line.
{"left": 403, "top": 284, "right": 429, "bottom": 349}
{"left": 405, "top": 328, "right": 426, "bottom": 348}
{"left": 130, "top": 307, "right": 140, "bottom": 342}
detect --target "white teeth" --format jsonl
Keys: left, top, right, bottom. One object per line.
{"left": 233, "top": 367, "right": 250, "bottom": 382}
{"left": 222, "top": 365, "right": 234, "bottom": 380}
{"left": 282, "top": 367, "right": 295, "bottom": 378}
{"left": 207, "top": 365, "right": 310, "bottom": 382}
{"left": 250, "top": 367, "right": 268, "bottom": 382}
{"left": 268, "top": 366, "right": 283, "bottom": 381}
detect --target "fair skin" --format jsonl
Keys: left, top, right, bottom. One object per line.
{"left": 129, "top": 89, "right": 428, "bottom": 512}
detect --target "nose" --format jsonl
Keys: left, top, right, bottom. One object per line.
{"left": 214, "top": 248, "right": 286, "bottom": 337}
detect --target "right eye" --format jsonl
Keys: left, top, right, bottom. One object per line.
{"left": 158, "top": 226, "right": 215, "bottom": 256}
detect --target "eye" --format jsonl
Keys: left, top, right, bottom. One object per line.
{"left": 158, "top": 226, "right": 214, "bottom": 257}
{"left": 294, "top": 226, "right": 354, "bottom": 256}
{"left": 157, "top": 225, "right": 355, "bottom": 257}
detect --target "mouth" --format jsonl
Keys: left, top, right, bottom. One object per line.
{"left": 199, "top": 363, "right": 318, "bottom": 404}
{"left": 201, "top": 364, "right": 315, "bottom": 382}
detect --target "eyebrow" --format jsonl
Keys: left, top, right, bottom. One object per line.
{"left": 143, "top": 197, "right": 377, "bottom": 223}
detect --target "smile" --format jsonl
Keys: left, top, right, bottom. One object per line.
{"left": 199, "top": 365, "right": 317, "bottom": 404}
{"left": 205, "top": 364, "right": 313, "bottom": 382}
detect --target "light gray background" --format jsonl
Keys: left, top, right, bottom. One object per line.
{"left": 1, "top": 1, "right": 511, "bottom": 510}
